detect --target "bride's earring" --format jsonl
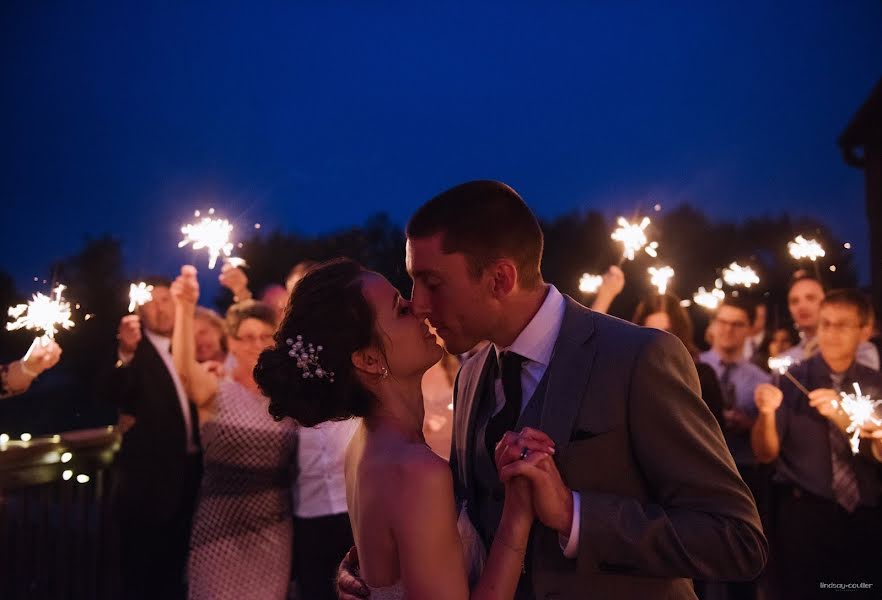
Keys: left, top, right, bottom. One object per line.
{"left": 381, "top": 366, "right": 389, "bottom": 380}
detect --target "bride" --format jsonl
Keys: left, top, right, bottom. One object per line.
{"left": 254, "top": 258, "right": 555, "bottom": 599}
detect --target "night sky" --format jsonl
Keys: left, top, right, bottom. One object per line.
{"left": 2, "top": 2, "right": 881, "bottom": 294}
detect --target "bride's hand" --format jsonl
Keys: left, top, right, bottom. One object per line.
{"left": 494, "top": 428, "right": 555, "bottom": 473}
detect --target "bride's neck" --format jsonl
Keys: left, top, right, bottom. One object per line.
{"left": 364, "top": 378, "right": 425, "bottom": 443}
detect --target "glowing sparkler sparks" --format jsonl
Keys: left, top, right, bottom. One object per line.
{"left": 722, "top": 262, "right": 760, "bottom": 288}
{"left": 693, "top": 286, "right": 725, "bottom": 310}
{"left": 7, "top": 285, "right": 75, "bottom": 345}
{"left": 788, "top": 235, "right": 826, "bottom": 262}
{"left": 611, "top": 217, "right": 654, "bottom": 262}
{"left": 768, "top": 356, "right": 794, "bottom": 375}
{"left": 648, "top": 266, "right": 674, "bottom": 295}
{"left": 128, "top": 282, "right": 154, "bottom": 313}
{"left": 178, "top": 210, "right": 235, "bottom": 269}
{"left": 579, "top": 273, "right": 603, "bottom": 294}
{"left": 832, "top": 383, "right": 882, "bottom": 454}
{"left": 226, "top": 257, "right": 247, "bottom": 269}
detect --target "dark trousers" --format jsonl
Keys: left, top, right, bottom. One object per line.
{"left": 767, "top": 484, "right": 881, "bottom": 600}
{"left": 116, "top": 457, "right": 201, "bottom": 600}
{"left": 292, "top": 512, "right": 354, "bottom": 600}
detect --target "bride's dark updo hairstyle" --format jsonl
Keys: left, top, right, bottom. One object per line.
{"left": 253, "top": 258, "right": 382, "bottom": 426}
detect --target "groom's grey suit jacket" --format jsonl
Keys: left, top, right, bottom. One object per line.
{"left": 450, "top": 297, "right": 767, "bottom": 600}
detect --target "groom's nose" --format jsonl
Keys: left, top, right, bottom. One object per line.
{"left": 410, "top": 283, "right": 431, "bottom": 319}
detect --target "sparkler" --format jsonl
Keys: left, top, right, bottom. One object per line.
{"left": 832, "top": 383, "right": 882, "bottom": 454}
{"left": 578, "top": 273, "right": 603, "bottom": 294}
{"left": 767, "top": 356, "right": 811, "bottom": 396}
{"left": 788, "top": 236, "right": 826, "bottom": 262}
{"left": 722, "top": 262, "right": 760, "bottom": 288}
{"left": 128, "top": 282, "right": 154, "bottom": 313}
{"left": 648, "top": 266, "right": 674, "bottom": 295}
{"left": 178, "top": 210, "right": 235, "bottom": 269}
{"left": 611, "top": 217, "right": 655, "bottom": 262}
{"left": 693, "top": 286, "right": 725, "bottom": 310}
{"left": 7, "top": 285, "right": 75, "bottom": 347}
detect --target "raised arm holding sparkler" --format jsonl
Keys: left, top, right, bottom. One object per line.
{"left": 3, "top": 284, "right": 70, "bottom": 398}
{"left": 585, "top": 266, "right": 625, "bottom": 314}
{"left": 0, "top": 338, "right": 62, "bottom": 399}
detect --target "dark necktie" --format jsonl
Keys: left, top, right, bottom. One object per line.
{"left": 485, "top": 351, "right": 526, "bottom": 458}
{"left": 720, "top": 362, "right": 737, "bottom": 409}
{"left": 828, "top": 376, "right": 861, "bottom": 512}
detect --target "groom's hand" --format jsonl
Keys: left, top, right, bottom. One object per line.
{"left": 517, "top": 439, "right": 573, "bottom": 535}
{"left": 336, "top": 546, "right": 370, "bottom": 600}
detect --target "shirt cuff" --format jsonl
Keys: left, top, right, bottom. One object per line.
{"left": 558, "top": 491, "right": 580, "bottom": 558}
{"left": 116, "top": 350, "right": 134, "bottom": 368}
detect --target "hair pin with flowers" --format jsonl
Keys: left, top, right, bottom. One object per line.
{"left": 286, "top": 335, "right": 335, "bottom": 382}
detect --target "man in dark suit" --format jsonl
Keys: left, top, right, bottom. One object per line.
{"left": 101, "top": 277, "right": 202, "bottom": 600}
{"left": 339, "top": 180, "right": 766, "bottom": 599}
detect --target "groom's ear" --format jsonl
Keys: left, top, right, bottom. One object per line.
{"left": 488, "top": 259, "right": 518, "bottom": 299}
{"left": 351, "top": 347, "right": 385, "bottom": 377}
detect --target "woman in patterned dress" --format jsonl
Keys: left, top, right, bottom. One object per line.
{"left": 171, "top": 265, "right": 297, "bottom": 600}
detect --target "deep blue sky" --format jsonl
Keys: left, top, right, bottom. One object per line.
{"left": 2, "top": 2, "right": 881, "bottom": 293}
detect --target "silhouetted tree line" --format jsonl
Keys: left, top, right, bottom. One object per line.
{"left": 0, "top": 205, "right": 862, "bottom": 434}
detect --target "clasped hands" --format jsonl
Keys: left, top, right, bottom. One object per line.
{"left": 494, "top": 427, "right": 574, "bottom": 536}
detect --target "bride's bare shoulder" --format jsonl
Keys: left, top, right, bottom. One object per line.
{"left": 391, "top": 443, "right": 453, "bottom": 494}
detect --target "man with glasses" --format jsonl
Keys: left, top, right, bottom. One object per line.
{"left": 700, "top": 297, "right": 771, "bottom": 600}
{"left": 752, "top": 289, "right": 882, "bottom": 598}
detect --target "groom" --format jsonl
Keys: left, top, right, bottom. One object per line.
{"left": 341, "top": 180, "right": 767, "bottom": 599}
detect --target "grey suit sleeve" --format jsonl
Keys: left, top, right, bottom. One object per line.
{"left": 577, "top": 332, "right": 768, "bottom": 580}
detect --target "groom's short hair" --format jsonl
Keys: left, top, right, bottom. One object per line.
{"left": 406, "top": 180, "right": 544, "bottom": 289}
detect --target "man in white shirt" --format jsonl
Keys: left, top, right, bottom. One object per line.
{"left": 292, "top": 419, "right": 360, "bottom": 600}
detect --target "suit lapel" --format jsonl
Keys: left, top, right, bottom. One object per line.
{"left": 539, "top": 297, "right": 597, "bottom": 452}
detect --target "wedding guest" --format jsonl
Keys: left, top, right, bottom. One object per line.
{"left": 753, "top": 326, "right": 798, "bottom": 373}
{"left": 261, "top": 284, "right": 289, "bottom": 323}
{"left": 193, "top": 306, "right": 227, "bottom": 364}
{"left": 752, "top": 289, "right": 882, "bottom": 599}
{"left": 743, "top": 302, "right": 768, "bottom": 362}
{"left": 700, "top": 299, "right": 771, "bottom": 469}
{"left": 0, "top": 338, "right": 62, "bottom": 399}
{"left": 589, "top": 265, "right": 625, "bottom": 314}
{"left": 101, "top": 277, "right": 201, "bottom": 600}
{"left": 171, "top": 266, "right": 297, "bottom": 600}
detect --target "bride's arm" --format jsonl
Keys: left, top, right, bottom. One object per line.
{"left": 394, "top": 457, "right": 532, "bottom": 600}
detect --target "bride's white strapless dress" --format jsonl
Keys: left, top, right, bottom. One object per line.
{"left": 367, "top": 502, "right": 486, "bottom": 599}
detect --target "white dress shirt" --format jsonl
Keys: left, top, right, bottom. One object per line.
{"left": 490, "top": 284, "right": 580, "bottom": 558}
{"left": 144, "top": 329, "right": 199, "bottom": 454}
{"left": 293, "top": 418, "right": 360, "bottom": 518}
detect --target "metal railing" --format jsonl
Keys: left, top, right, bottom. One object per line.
{"left": 0, "top": 427, "right": 121, "bottom": 599}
